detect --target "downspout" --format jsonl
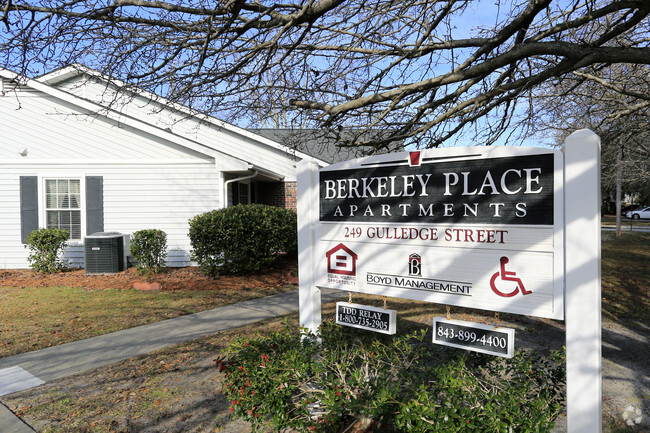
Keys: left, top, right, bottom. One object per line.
{"left": 224, "top": 170, "right": 258, "bottom": 207}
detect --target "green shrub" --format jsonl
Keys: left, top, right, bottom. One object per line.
{"left": 189, "top": 204, "right": 297, "bottom": 276}
{"left": 24, "top": 228, "right": 69, "bottom": 273}
{"left": 221, "top": 322, "right": 566, "bottom": 433}
{"left": 130, "top": 229, "right": 167, "bottom": 275}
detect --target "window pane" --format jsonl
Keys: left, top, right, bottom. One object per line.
{"left": 47, "top": 211, "right": 59, "bottom": 227}
{"left": 46, "top": 180, "right": 57, "bottom": 208}
{"left": 69, "top": 180, "right": 80, "bottom": 194}
{"left": 46, "top": 194, "right": 57, "bottom": 208}
{"left": 45, "top": 179, "right": 82, "bottom": 209}
{"left": 231, "top": 182, "right": 239, "bottom": 205}
{"left": 57, "top": 179, "right": 69, "bottom": 194}
{"left": 70, "top": 225, "right": 81, "bottom": 239}
{"left": 60, "top": 211, "right": 71, "bottom": 225}
{"left": 69, "top": 209, "right": 81, "bottom": 239}
{"left": 69, "top": 194, "right": 81, "bottom": 209}
{"left": 239, "top": 183, "right": 249, "bottom": 204}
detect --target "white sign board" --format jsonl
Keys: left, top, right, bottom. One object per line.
{"left": 314, "top": 146, "right": 564, "bottom": 320}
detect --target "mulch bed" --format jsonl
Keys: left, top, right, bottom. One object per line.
{"left": 0, "top": 260, "right": 298, "bottom": 291}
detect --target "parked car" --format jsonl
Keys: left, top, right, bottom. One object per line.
{"left": 621, "top": 204, "right": 642, "bottom": 214}
{"left": 624, "top": 206, "right": 650, "bottom": 220}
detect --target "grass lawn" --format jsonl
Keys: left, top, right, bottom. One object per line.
{"left": 602, "top": 214, "right": 650, "bottom": 228}
{"left": 601, "top": 231, "right": 650, "bottom": 326}
{"left": 0, "top": 284, "right": 294, "bottom": 358}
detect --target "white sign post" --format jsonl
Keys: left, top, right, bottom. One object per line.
{"left": 564, "top": 129, "right": 602, "bottom": 433}
{"left": 297, "top": 159, "right": 322, "bottom": 335}
{"left": 297, "top": 129, "right": 602, "bottom": 432}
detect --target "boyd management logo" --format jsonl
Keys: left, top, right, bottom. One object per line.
{"left": 366, "top": 250, "right": 471, "bottom": 296}
{"left": 408, "top": 253, "right": 421, "bottom": 276}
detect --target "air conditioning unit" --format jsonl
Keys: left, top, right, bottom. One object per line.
{"left": 84, "top": 232, "right": 130, "bottom": 274}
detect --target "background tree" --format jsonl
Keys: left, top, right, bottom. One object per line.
{"left": 531, "top": 62, "right": 650, "bottom": 234}
{"left": 1, "top": 0, "right": 649, "bottom": 149}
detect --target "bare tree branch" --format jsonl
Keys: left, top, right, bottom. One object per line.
{"left": 0, "top": 0, "right": 648, "bottom": 148}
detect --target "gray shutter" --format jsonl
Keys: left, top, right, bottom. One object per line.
{"left": 20, "top": 176, "right": 39, "bottom": 243}
{"left": 86, "top": 176, "right": 104, "bottom": 235}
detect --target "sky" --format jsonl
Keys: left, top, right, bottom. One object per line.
{"left": 0, "top": 1, "right": 571, "bottom": 149}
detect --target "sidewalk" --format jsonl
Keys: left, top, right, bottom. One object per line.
{"left": 0, "top": 288, "right": 344, "bottom": 432}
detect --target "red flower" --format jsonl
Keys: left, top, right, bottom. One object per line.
{"left": 215, "top": 357, "right": 228, "bottom": 371}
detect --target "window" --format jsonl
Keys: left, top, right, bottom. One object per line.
{"left": 232, "top": 181, "right": 257, "bottom": 205}
{"left": 250, "top": 182, "right": 257, "bottom": 204}
{"left": 238, "top": 182, "right": 249, "bottom": 205}
{"left": 45, "top": 179, "right": 81, "bottom": 239}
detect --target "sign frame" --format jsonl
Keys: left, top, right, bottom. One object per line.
{"left": 297, "top": 130, "right": 602, "bottom": 433}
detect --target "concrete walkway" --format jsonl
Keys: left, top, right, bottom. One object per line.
{"left": 0, "top": 288, "right": 343, "bottom": 432}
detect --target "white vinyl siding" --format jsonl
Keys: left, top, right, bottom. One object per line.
{"left": 0, "top": 83, "right": 224, "bottom": 269}
{"left": 53, "top": 77, "right": 299, "bottom": 180}
{"left": 95, "top": 164, "right": 221, "bottom": 268}
{"left": 0, "top": 93, "right": 213, "bottom": 162}
{"left": 0, "top": 164, "right": 221, "bottom": 269}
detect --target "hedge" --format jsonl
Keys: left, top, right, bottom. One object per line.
{"left": 189, "top": 204, "right": 297, "bottom": 276}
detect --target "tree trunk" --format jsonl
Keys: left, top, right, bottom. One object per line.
{"left": 615, "top": 145, "right": 622, "bottom": 238}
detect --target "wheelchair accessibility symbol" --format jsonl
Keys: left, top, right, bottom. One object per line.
{"left": 490, "top": 256, "right": 532, "bottom": 298}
